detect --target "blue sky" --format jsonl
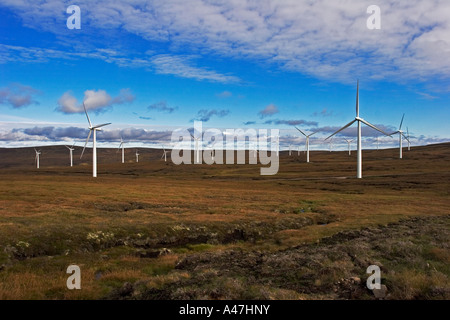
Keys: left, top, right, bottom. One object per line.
{"left": 0, "top": 0, "right": 449, "bottom": 150}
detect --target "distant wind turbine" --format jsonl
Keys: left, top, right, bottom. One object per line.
{"left": 344, "top": 138, "right": 354, "bottom": 155}
{"left": 80, "top": 102, "right": 111, "bottom": 178}
{"left": 118, "top": 136, "right": 125, "bottom": 163}
{"left": 161, "top": 146, "right": 170, "bottom": 162}
{"left": 325, "top": 80, "right": 390, "bottom": 179}
{"left": 65, "top": 143, "right": 75, "bottom": 167}
{"left": 135, "top": 149, "right": 139, "bottom": 163}
{"left": 34, "top": 148, "right": 41, "bottom": 169}
{"left": 190, "top": 133, "right": 201, "bottom": 164}
{"left": 407, "top": 127, "right": 411, "bottom": 151}
{"left": 295, "top": 127, "right": 318, "bottom": 163}
{"left": 289, "top": 144, "right": 292, "bottom": 156}
{"left": 389, "top": 113, "right": 409, "bottom": 159}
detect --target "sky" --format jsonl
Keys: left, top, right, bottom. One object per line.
{"left": 0, "top": 0, "right": 449, "bottom": 150}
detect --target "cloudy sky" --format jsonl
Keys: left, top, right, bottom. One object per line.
{"left": 0, "top": 0, "right": 449, "bottom": 149}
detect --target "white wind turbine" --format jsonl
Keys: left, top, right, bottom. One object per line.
{"left": 298, "top": 145, "right": 301, "bottom": 156}
{"left": 252, "top": 142, "right": 258, "bottom": 159}
{"left": 161, "top": 145, "right": 170, "bottom": 162}
{"left": 389, "top": 113, "right": 409, "bottom": 159}
{"left": 135, "top": 149, "right": 140, "bottom": 163}
{"left": 295, "top": 127, "right": 318, "bottom": 163}
{"left": 406, "top": 127, "right": 411, "bottom": 151}
{"left": 190, "top": 133, "right": 201, "bottom": 164}
{"left": 34, "top": 148, "right": 41, "bottom": 169}
{"left": 375, "top": 135, "right": 379, "bottom": 150}
{"left": 328, "top": 138, "right": 333, "bottom": 152}
{"left": 118, "top": 136, "right": 125, "bottom": 163}
{"left": 80, "top": 102, "right": 111, "bottom": 178}
{"left": 276, "top": 135, "right": 279, "bottom": 157}
{"left": 289, "top": 144, "right": 292, "bottom": 156}
{"left": 65, "top": 143, "right": 75, "bottom": 167}
{"left": 325, "top": 80, "right": 390, "bottom": 179}
{"left": 344, "top": 138, "right": 354, "bottom": 155}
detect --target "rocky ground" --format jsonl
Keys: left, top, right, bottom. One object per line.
{"left": 108, "top": 215, "right": 450, "bottom": 300}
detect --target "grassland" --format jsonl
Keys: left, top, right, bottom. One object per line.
{"left": 0, "top": 143, "right": 448, "bottom": 299}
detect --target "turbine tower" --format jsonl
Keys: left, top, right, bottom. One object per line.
{"left": 118, "top": 136, "right": 125, "bottom": 163}
{"left": 80, "top": 102, "right": 111, "bottom": 178}
{"left": 65, "top": 143, "right": 75, "bottom": 167}
{"left": 389, "top": 114, "right": 409, "bottom": 159}
{"left": 344, "top": 138, "right": 353, "bottom": 155}
{"left": 190, "top": 133, "right": 201, "bottom": 164}
{"left": 34, "top": 148, "right": 41, "bottom": 169}
{"left": 325, "top": 80, "right": 389, "bottom": 179}
{"left": 135, "top": 149, "right": 139, "bottom": 163}
{"left": 295, "top": 127, "right": 318, "bottom": 163}
{"left": 289, "top": 144, "right": 292, "bottom": 156}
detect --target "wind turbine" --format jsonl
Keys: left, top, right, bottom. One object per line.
{"left": 389, "top": 114, "right": 409, "bottom": 159}
{"left": 80, "top": 102, "right": 111, "bottom": 178}
{"left": 34, "top": 148, "right": 41, "bottom": 169}
{"left": 135, "top": 149, "right": 139, "bottom": 163}
{"left": 298, "top": 145, "right": 301, "bottom": 156}
{"left": 295, "top": 127, "right": 318, "bottom": 163}
{"left": 161, "top": 146, "right": 170, "bottom": 162}
{"left": 252, "top": 143, "right": 258, "bottom": 159}
{"left": 190, "top": 133, "right": 201, "bottom": 164}
{"left": 328, "top": 138, "right": 333, "bottom": 152}
{"left": 289, "top": 144, "right": 292, "bottom": 156}
{"left": 375, "top": 135, "right": 379, "bottom": 150}
{"left": 407, "top": 127, "right": 411, "bottom": 151}
{"left": 325, "top": 80, "right": 390, "bottom": 179}
{"left": 65, "top": 143, "right": 75, "bottom": 167}
{"left": 118, "top": 136, "right": 125, "bottom": 163}
{"left": 344, "top": 138, "right": 354, "bottom": 155}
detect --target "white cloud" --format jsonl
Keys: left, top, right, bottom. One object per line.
{"left": 258, "top": 104, "right": 279, "bottom": 118}
{"left": 151, "top": 54, "right": 240, "bottom": 83}
{"left": 0, "top": 83, "right": 40, "bottom": 108}
{"left": 57, "top": 89, "right": 135, "bottom": 114}
{"left": 1, "top": 1, "right": 450, "bottom": 84}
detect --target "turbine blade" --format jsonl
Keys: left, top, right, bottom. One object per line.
{"left": 399, "top": 113, "right": 405, "bottom": 130}
{"left": 360, "top": 119, "right": 390, "bottom": 136}
{"left": 83, "top": 102, "right": 92, "bottom": 128}
{"left": 325, "top": 119, "right": 356, "bottom": 140}
{"left": 308, "top": 131, "right": 319, "bottom": 137}
{"left": 295, "top": 126, "right": 307, "bottom": 137}
{"left": 80, "top": 130, "right": 92, "bottom": 159}
{"left": 402, "top": 132, "right": 410, "bottom": 142}
{"left": 93, "top": 123, "right": 111, "bottom": 129}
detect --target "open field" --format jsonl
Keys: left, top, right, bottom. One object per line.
{"left": 0, "top": 143, "right": 449, "bottom": 299}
